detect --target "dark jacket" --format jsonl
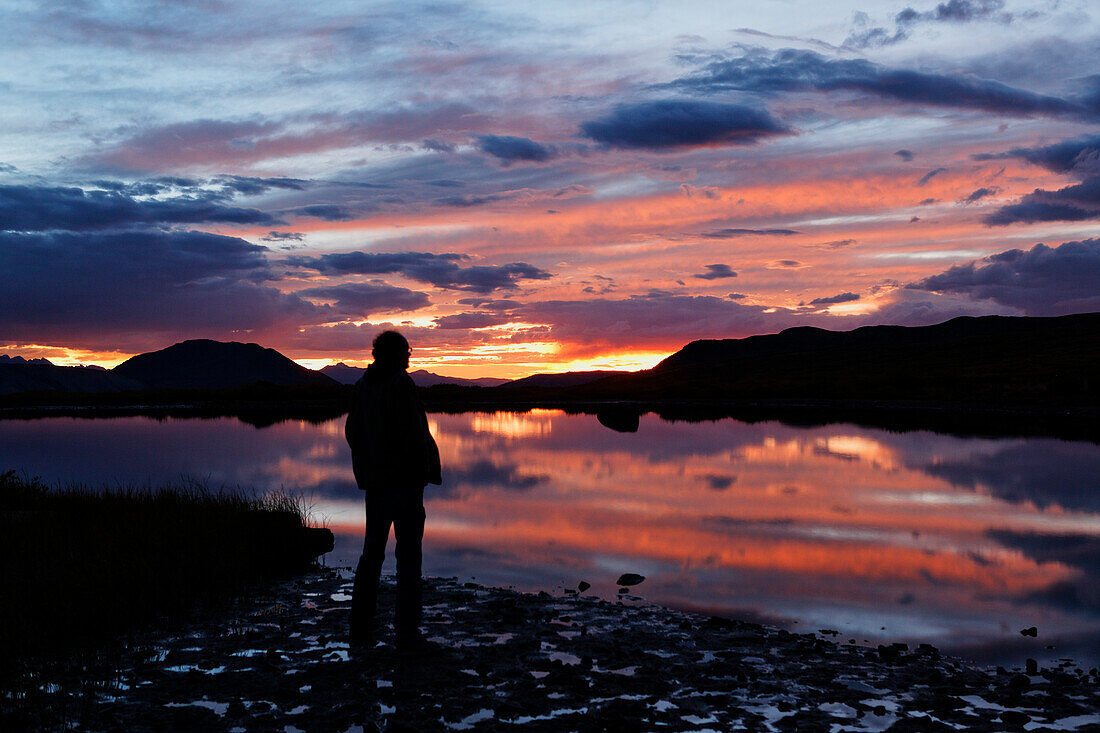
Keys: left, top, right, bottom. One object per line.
{"left": 345, "top": 364, "right": 442, "bottom": 491}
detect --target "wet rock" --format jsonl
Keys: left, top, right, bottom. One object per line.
{"left": 1026, "top": 658, "right": 1038, "bottom": 675}
{"left": 1020, "top": 626, "right": 1038, "bottom": 637}
{"left": 1000, "top": 710, "right": 1030, "bottom": 727}
{"left": 616, "top": 573, "right": 646, "bottom": 586}
{"left": 577, "top": 581, "right": 591, "bottom": 593}
{"left": 11, "top": 568, "right": 1100, "bottom": 733}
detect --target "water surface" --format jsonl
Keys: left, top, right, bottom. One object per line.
{"left": 3, "top": 411, "right": 1097, "bottom": 667}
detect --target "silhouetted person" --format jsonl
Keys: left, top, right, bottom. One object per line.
{"left": 346, "top": 330, "right": 441, "bottom": 650}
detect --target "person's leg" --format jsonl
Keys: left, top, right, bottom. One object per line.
{"left": 351, "top": 492, "right": 393, "bottom": 643}
{"left": 392, "top": 487, "right": 426, "bottom": 645}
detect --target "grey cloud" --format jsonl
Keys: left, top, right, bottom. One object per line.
{"left": 898, "top": 0, "right": 1010, "bottom": 25}
{"left": 286, "top": 204, "right": 353, "bottom": 221}
{"left": 0, "top": 184, "right": 279, "bottom": 232}
{"left": 475, "top": 135, "right": 556, "bottom": 164}
{"left": 895, "top": 149, "right": 914, "bottom": 161}
{"left": 0, "top": 229, "right": 328, "bottom": 349}
{"left": 456, "top": 298, "right": 522, "bottom": 310}
{"left": 213, "top": 175, "right": 310, "bottom": 195}
{"left": 260, "top": 231, "right": 304, "bottom": 242}
{"left": 908, "top": 239, "right": 1100, "bottom": 315}
{"left": 961, "top": 187, "right": 998, "bottom": 204}
{"left": 917, "top": 168, "right": 947, "bottom": 186}
{"left": 580, "top": 100, "right": 789, "bottom": 150}
{"left": 675, "top": 49, "right": 1092, "bottom": 121}
{"left": 975, "top": 135, "right": 1100, "bottom": 225}
{"left": 422, "top": 138, "right": 456, "bottom": 153}
{"left": 701, "top": 228, "right": 799, "bottom": 238}
{"left": 287, "top": 251, "right": 552, "bottom": 294}
{"left": 514, "top": 294, "right": 800, "bottom": 350}
{"left": 984, "top": 176, "right": 1100, "bottom": 225}
{"left": 297, "top": 281, "right": 431, "bottom": 317}
{"left": 694, "top": 264, "right": 738, "bottom": 280}
{"left": 845, "top": 1, "right": 1010, "bottom": 50}
{"left": 972, "top": 134, "right": 1100, "bottom": 174}
{"left": 433, "top": 313, "right": 513, "bottom": 330}
{"left": 449, "top": 459, "right": 548, "bottom": 491}
{"left": 809, "top": 292, "right": 860, "bottom": 306}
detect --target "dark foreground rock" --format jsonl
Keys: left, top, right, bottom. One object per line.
{"left": 4, "top": 569, "right": 1098, "bottom": 731}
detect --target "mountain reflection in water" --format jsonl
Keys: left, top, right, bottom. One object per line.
{"left": 2, "top": 410, "right": 1098, "bottom": 667}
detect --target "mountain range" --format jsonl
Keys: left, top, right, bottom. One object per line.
{"left": 320, "top": 363, "right": 509, "bottom": 388}
{"left": 1, "top": 313, "right": 1097, "bottom": 410}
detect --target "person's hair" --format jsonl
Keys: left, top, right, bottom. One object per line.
{"left": 372, "top": 330, "right": 410, "bottom": 364}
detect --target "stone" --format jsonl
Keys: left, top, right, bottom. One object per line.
{"left": 616, "top": 573, "right": 645, "bottom": 586}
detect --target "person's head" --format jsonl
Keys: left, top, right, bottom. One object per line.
{"left": 371, "top": 330, "right": 410, "bottom": 370}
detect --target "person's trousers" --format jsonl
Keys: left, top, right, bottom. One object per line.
{"left": 351, "top": 486, "right": 425, "bottom": 642}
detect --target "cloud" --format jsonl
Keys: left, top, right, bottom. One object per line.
{"left": 908, "top": 239, "right": 1100, "bottom": 315}
{"left": 917, "top": 167, "right": 947, "bottom": 186}
{"left": 432, "top": 184, "right": 592, "bottom": 209}
{"left": 456, "top": 298, "right": 522, "bottom": 310}
{"left": 701, "top": 228, "right": 799, "bottom": 238}
{"left": 287, "top": 251, "right": 553, "bottom": 294}
{"left": 212, "top": 175, "right": 310, "bottom": 195}
{"left": 919, "top": 441, "right": 1100, "bottom": 513}
{"left": 809, "top": 292, "right": 860, "bottom": 306}
{"left": 297, "top": 281, "right": 431, "bottom": 317}
{"left": 845, "top": 1, "right": 1011, "bottom": 49}
{"left": 675, "top": 48, "right": 1092, "bottom": 120}
{"left": 807, "top": 239, "right": 857, "bottom": 250}
{"left": 961, "top": 187, "right": 998, "bottom": 204}
{"left": 0, "top": 229, "right": 328, "bottom": 350}
{"left": 694, "top": 264, "right": 738, "bottom": 280}
{"left": 286, "top": 204, "right": 353, "bottom": 221}
{"left": 449, "top": 459, "right": 548, "bottom": 491}
{"left": 984, "top": 176, "right": 1100, "bottom": 225}
{"left": 895, "top": 149, "right": 914, "bottom": 161}
{"left": 514, "top": 294, "right": 803, "bottom": 354}
{"left": 260, "top": 231, "right": 304, "bottom": 242}
{"left": 475, "top": 135, "right": 556, "bottom": 164}
{"left": 975, "top": 135, "right": 1100, "bottom": 225}
{"left": 422, "top": 138, "right": 456, "bottom": 153}
{"left": 580, "top": 100, "right": 789, "bottom": 150}
{"left": 973, "top": 134, "right": 1100, "bottom": 174}
{"left": 433, "top": 313, "right": 513, "bottom": 330}
{"left": 897, "top": 0, "right": 1010, "bottom": 25}
{"left": 87, "top": 104, "right": 492, "bottom": 172}
{"left": 0, "top": 183, "right": 279, "bottom": 232}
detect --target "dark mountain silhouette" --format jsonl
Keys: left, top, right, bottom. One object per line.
{"left": 321, "top": 363, "right": 508, "bottom": 388}
{"left": 500, "top": 370, "right": 629, "bottom": 389}
{"left": 112, "top": 340, "right": 337, "bottom": 390}
{"left": 570, "top": 313, "right": 1100, "bottom": 406}
{"left": 319, "top": 363, "right": 366, "bottom": 385}
{"left": 0, "top": 362, "right": 143, "bottom": 395}
{"left": 0, "top": 355, "right": 54, "bottom": 365}
{"left": 410, "top": 370, "right": 509, "bottom": 388}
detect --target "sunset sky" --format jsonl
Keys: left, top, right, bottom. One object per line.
{"left": 1, "top": 0, "right": 1098, "bottom": 377}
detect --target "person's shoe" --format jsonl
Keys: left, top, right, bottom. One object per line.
{"left": 349, "top": 617, "right": 374, "bottom": 647}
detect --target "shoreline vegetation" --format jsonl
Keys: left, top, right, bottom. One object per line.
{"left": 0, "top": 472, "right": 333, "bottom": 670}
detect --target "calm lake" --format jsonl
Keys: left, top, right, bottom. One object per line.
{"left": 3, "top": 410, "right": 1098, "bottom": 668}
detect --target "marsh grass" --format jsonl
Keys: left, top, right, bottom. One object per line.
{"left": 0, "top": 470, "right": 331, "bottom": 666}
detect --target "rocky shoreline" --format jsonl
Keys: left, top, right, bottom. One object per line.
{"left": 5, "top": 568, "right": 1099, "bottom": 731}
